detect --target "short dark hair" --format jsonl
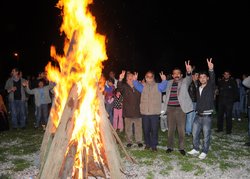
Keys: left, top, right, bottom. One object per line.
{"left": 199, "top": 71, "right": 209, "bottom": 77}
{"left": 172, "top": 67, "right": 182, "bottom": 74}
{"left": 107, "top": 78, "right": 115, "bottom": 84}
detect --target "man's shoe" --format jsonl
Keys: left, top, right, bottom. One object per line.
{"left": 179, "top": 150, "right": 186, "bottom": 156}
{"left": 232, "top": 118, "right": 235, "bottom": 121}
{"left": 187, "top": 149, "right": 200, "bottom": 156}
{"left": 215, "top": 129, "right": 223, "bottom": 133}
{"left": 144, "top": 145, "right": 150, "bottom": 150}
{"left": 198, "top": 152, "right": 207, "bottom": 159}
{"left": 238, "top": 118, "right": 241, "bottom": 122}
{"left": 244, "top": 142, "right": 250, "bottom": 146}
{"left": 126, "top": 143, "right": 132, "bottom": 148}
{"left": 166, "top": 148, "right": 173, "bottom": 153}
{"left": 152, "top": 147, "right": 157, "bottom": 152}
{"left": 138, "top": 143, "right": 143, "bottom": 148}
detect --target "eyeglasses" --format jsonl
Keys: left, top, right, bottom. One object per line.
{"left": 146, "top": 75, "right": 153, "bottom": 78}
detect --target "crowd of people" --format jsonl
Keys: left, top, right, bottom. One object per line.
{"left": 0, "top": 59, "right": 250, "bottom": 160}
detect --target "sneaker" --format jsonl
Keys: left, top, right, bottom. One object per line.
{"left": 187, "top": 149, "right": 200, "bottom": 156}
{"left": 238, "top": 118, "right": 241, "bottom": 122}
{"left": 166, "top": 148, "right": 173, "bottom": 153}
{"left": 179, "top": 149, "right": 186, "bottom": 156}
{"left": 232, "top": 118, "right": 235, "bottom": 121}
{"left": 126, "top": 143, "right": 132, "bottom": 148}
{"left": 198, "top": 152, "right": 207, "bottom": 159}
{"left": 138, "top": 143, "right": 143, "bottom": 148}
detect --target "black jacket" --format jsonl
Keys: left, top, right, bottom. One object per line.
{"left": 196, "top": 70, "right": 216, "bottom": 113}
{"left": 188, "top": 81, "right": 198, "bottom": 102}
{"left": 218, "top": 77, "right": 239, "bottom": 103}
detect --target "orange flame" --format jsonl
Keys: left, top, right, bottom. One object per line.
{"left": 46, "top": 0, "right": 107, "bottom": 177}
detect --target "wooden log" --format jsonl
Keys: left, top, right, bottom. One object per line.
{"left": 39, "top": 84, "right": 79, "bottom": 179}
{"left": 98, "top": 92, "right": 123, "bottom": 179}
{"left": 39, "top": 30, "right": 78, "bottom": 172}
{"left": 39, "top": 101, "right": 56, "bottom": 172}
{"left": 59, "top": 141, "right": 77, "bottom": 179}
{"left": 109, "top": 122, "right": 137, "bottom": 164}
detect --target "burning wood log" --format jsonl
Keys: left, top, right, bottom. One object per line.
{"left": 98, "top": 92, "right": 123, "bottom": 178}
{"left": 38, "top": 87, "right": 126, "bottom": 178}
{"left": 39, "top": 84, "right": 79, "bottom": 179}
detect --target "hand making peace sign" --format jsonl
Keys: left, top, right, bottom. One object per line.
{"left": 207, "top": 58, "right": 214, "bottom": 70}
{"left": 185, "top": 60, "right": 192, "bottom": 74}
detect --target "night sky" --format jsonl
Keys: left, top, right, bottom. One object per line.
{"left": 1, "top": 0, "right": 249, "bottom": 86}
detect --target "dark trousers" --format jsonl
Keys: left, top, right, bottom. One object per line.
{"left": 142, "top": 115, "right": 160, "bottom": 148}
{"left": 217, "top": 100, "right": 233, "bottom": 132}
{"left": 167, "top": 106, "right": 186, "bottom": 150}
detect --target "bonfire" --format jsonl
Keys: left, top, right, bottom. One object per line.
{"left": 38, "top": 0, "right": 134, "bottom": 178}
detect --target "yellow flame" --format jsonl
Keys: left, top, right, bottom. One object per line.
{"left": 46, "top": 0, "right": 107, "bottom": 177}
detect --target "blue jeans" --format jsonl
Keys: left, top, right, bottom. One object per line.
{"left": 105, "top": 102, "right": 114, "bottom": 125}
{"left": 142, "top": 115, "right": 160, "bottom": 148}
{"left": 232, "top": 101, "right": 241, "bottom": 118}
{"left": 10, "top": 100, "right": 26, "bottom": 128}
{"left": 192, "top": 114, "right": 212, "bottom": 154}
{"left": 186, "top": 102, "right": 196, "bottom": 134}
{"left": 36, "top": 104, "right": 49, "bottom": 127}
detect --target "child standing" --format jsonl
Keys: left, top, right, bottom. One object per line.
{"left": 23, "top": 80, "right": 55, "bottom": 129}
{"left": 104, "top": 78, "right": 115, "bottom": 125}
{"left": 113, "top": 89, "right": 124, "bottom": 132}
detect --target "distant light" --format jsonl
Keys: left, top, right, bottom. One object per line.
{"left": 14, "top": 53, "right": 18, "bottom": 57}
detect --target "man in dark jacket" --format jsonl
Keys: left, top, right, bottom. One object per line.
{"left": 187, "top": 58, "right": 215, "bottom": 160}
{"left": 216, "top": 70, "right": 239, "bottom": 134}
{"left": 117, "top": 71, "right": 143, "bottom": 148}
{"left": 186, "top": 71, "right": 199, "bottom": 135}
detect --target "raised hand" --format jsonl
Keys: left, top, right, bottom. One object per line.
{"left": 159, "top": 71, "right": 166, "bottom": 81}
{"left": 133, "top": 72, "right": 138, "bottom": 81}
{"left": 119, "top": 70, "right": 126, "bottom": 81}
{"left": 207, "top": 58, "right": 214, "bottom": 70}
{"left": 22, "top": 80, "right": 29, "bottom": 87}
{"left": 185, "top": 60, "right": 192, "bottom": 73}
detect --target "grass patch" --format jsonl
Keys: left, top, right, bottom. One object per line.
{"left": 179, "top": 160, "right": 196, "bottom": 172}
{"left": 12, "top": 158, "right": 31, "bottom": 172}
{"left": 0, "top": 173, "right": 12, "bottom": 179}
{"left": 160, "top": 165, "right": 173, "bottom": 175}
{"left": 146, "top": 171, "right": 154, "bottom": 179}
{"left": 219, "top": 161, "right": 238, "bottom": 171}
{"left": 194, "top": 165, "right": 205, "bottom": 176}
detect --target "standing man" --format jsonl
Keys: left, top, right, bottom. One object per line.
{"left": 187, "top": 58, "right": 215, "bottom": 159}
{"left": 5, "top": 68, "right": 27, "bottom": 129}
{"left": 162, "top": 61, "right": 193, "bottom": 155}
{"left": 186, "top": 71, "right": 199, "bottom": 136}
{"left": 118, "top": 71, "right": 143, "bottom": 148}
{"left": 133, "top": 71, "right": 168, "bottom": 151}
{"left": 216, "top": 70, "right": 239, "bottom": 134}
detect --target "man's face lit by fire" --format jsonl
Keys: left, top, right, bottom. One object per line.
{"left": 172, "top": 69, "right": 182, "bottom": 81}
{"left": 126, "top": 73, "right": 133, "bottom": 86}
